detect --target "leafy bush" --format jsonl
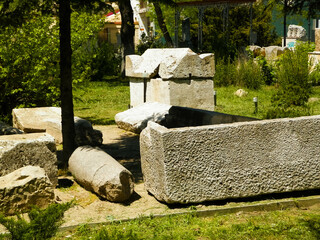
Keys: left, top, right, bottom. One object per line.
{"left": 236, "top": 58, "right": 264, "bottom": 90}
{"left": 213, "top": 57, "right": 236, "bottom": 87}
{"left": 266, "top": 43, "right": 312, "bottom": 118}
{"left": 0, "top": 16, "right": 60, "bottom": 123}
{"left": 136, "top": 33, "right": 166, "bottom": 55}
{"left": 309, "top": 64, "right": 320, "bottom": 86}
{"left": 0, "top": 12, "right": 118, "bottom": 123}
{"left": 0, "top": 202, "right": 72, "bottom": 240}
{"left": 214, "top": 57, "right": 264, "bottom": 90}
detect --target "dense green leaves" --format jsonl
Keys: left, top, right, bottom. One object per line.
{"left": 0, "top": 12, "right": 119, "bottom": 122}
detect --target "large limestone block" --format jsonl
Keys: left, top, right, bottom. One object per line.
{"left": 115, "top": 102, "right": 171, "bottom": 133}
{"left": 12, "top": 107, "right": 102, "bottom": 146}
{"left": 130, "top": 78, "right": 215, "bottom": 111}
{"left": 126, "top": 48, "right": 215, "bottom": 79}
{"left": 69, "top": 146, "right": 134, "bottom": 202}
{"left": 316, "top": 28, "right": 320, "bottom": 52}
{"left": 0, "top": 133, "right": 58, "bottom": 186}
{"left": 140, "top": 116, "right": 320, "bottom": 204}
{"left": 0, "top": 166, "right": 54, "bottom": 215}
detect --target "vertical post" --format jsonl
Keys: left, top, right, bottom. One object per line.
{"left": 213, "top": 91, "right": 217, "bottom": 107}
{"left": 174, "top": 8, "right": 180, "bottom": 48}
{"left": 283, "top": 0, "right": 287, "bottom": 47}
{"left": 253, "top": 97, "right": 258, "bottom": 114}
{"left": 249, "top": 2, "right": 253, "bottom": 45}
{"left": 198, "top": 7, "right": 204, "bottom": 53}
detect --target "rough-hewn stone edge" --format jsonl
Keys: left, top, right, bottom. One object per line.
{"left": 54, "top": 195, "right": 320, "bottom": 234}
{"left": 140, "top": 122, "right": 170, "bottom": 201}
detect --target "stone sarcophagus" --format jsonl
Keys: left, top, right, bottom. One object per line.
{"left": 126, "top": 48, "right": 215, "bottom": 111}
{"left": 140, "top": 116, "right": 320, "bottom": 204}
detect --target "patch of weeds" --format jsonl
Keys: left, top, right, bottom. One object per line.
{"left": 0, "top": 202, "right": 72, "bottom": 240}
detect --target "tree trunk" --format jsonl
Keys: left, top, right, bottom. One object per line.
{"left": 59, "top": 0, "right": 76, "bottom": 167}
{"left": 153, "top": 2, "right": 173, "bottom": 47}
{"left": 118, "top": 0, "right": 135, "bottom": 77}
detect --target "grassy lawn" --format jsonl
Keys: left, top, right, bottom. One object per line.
{"left": 73, "top": 80, "right": 130, "bottom": 125}
{"left": 53, "top": 207, "right": 320, "bottom": 239}
{"left": 73, "top": 81, "right": 320, "bottom": 125}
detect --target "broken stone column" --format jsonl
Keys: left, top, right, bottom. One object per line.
{"left": 0, "top": 166, "right": 55, "bottom": 215}
{"left": 69, "top": 146, "right": 134, "bottom": 202}
{"left": 126, "top": 48, "right": 215, "bottom": 111}
{"left": 0, "top": 133, "right": 58, "bottom": 186}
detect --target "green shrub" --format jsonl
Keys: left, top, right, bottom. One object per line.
{"left": 266, "top": 43, "right": 312, "bottom": 118}
{"left": 0, "top": 202, "right": 72, "bottom": 240}
{"left": 136, "top": 33, "right": 166, "bottom": 55}
{"left": 213, "top": 57, "right": 236, "bottom": 87}
{"left": 0, "top": 12, "right": 118, "bottom": 123}
{"left": 236, "top": 58, "right": 264, "bottom": 90}
{"left": 214, "top": 57, "right": 264, "bottom": 90}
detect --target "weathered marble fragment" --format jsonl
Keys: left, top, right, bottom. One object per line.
{"left": 115, "top": 102, "right": 171, "bottom": 133}
{"left": 0, "top": 166, "right": 54, "bottom": 215}
{"left": 69, "top": 146, "right": 134, "bottom": 202}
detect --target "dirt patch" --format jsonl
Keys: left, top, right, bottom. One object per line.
{"left": 53, "top": 125, "right": 320, "bottom": 228}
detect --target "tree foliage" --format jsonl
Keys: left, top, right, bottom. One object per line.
{"left": 0, "top": 12, "right": 117, "bottom": 123}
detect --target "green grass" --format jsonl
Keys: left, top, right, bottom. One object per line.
{"left": 53, "top": 208, "right": 320, "bottom": 239}
{"left": 73, "top": 80, "right": 130, "bottom": 125}
{"left": 73, "top": 81, "right": 320, "bottom": 125}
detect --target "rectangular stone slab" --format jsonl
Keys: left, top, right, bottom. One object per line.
{"left": 140, "top": 116, "right": 320, "bottom": 204}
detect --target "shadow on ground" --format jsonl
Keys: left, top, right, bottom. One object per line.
{"left": 100, "top": 133, "right": 142, "bottom": 182}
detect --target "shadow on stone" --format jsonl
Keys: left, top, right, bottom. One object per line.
{"left": 164, "top": 188, "right": 320, "bottom": 209}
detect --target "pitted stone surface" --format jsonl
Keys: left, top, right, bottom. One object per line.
{"left": 140, "top": 116, "right": 320, "bottom": 204}
{"left": 126, "top": 48, "right": 215, "bottom": 79}
{"left": 0, "top": 166, "right": 54, "bottom": 215}
{"left": 115, "top": 102, "right": 171, "bottom": 133}
{"left": 69, "top": 146, "right": 134, "bottom": 202}
{"left": 0, "top": 133, "right": 58, "bottom": 186}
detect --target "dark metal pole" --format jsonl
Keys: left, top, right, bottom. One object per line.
{"left": 249, "top": 2, "right": 253, "bottom": 45}
{"left": 198, "top": 7, "right": 204, "bottom": 53}
{"left": 283, "top": 0, "right": 287, "bottom": 47}
{"left": 174, "top": 8, "right": 180, "bottom": 48}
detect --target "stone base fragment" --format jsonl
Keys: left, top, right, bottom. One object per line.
{"left": 0, "top": 166, "right": 54, "bottom": 215}
{"left": 69, "top": 146, "right": 134, "bottom": 202}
